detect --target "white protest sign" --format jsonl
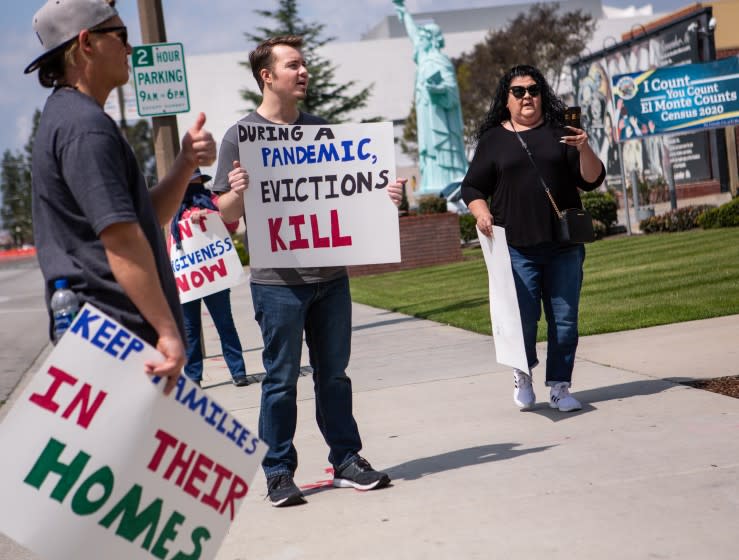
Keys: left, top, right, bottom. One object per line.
{"left": 238, "top": 122, "right": 400, "bottom": 268}
{"left": 169, "top": 213, "right": 247, "bottom": 304}
{"left": 478, "top": 226, "right": 529, "bottom": 372}
{"left": 0, "top": 304, "right": 266, "bottom": 560}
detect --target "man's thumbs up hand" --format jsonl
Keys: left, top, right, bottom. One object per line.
{"left": 181, "top": 112, "right": 216, "bottom": 167}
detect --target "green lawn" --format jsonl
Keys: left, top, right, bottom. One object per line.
{"left": 350, "top": 228, "right": 739, "bottom": 339}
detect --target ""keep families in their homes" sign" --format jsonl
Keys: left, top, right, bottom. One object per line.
{"left": 0, "top": 304, "right": 266, "bottom": 560}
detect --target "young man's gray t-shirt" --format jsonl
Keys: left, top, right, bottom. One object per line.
{"left": 32, "top": 87, "right": 184, "bottom": 345}
{"left": 212, "top": 111, "right": 346, "bottom": 285}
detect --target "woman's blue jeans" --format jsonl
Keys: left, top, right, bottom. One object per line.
{"left": 182, "top": 288, "right": 247, "bottom": 382}
{"left": 508, "top": 243, "right": 585, "bottom": 385}
{"left": 250, "top": 276, "right": 362, "bottom": 479}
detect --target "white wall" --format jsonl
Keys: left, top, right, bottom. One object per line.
{"left": 175, "top": 14, "right": 663, "bottom": 177}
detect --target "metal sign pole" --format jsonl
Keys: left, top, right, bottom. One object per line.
{"left": 662, "top": 142, "right": 677, "bottom": 210}
{"left": 631, "top": 170, "right": 640, "bottom": 215}
{"left": 617, "top": 142, "right": 632, "bottom": 235}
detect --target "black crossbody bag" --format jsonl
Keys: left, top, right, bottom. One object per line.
{"left": 511, "top": 124, "right": 595, "bottom": 244}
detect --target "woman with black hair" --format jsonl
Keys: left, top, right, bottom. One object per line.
{"left": 462, "top": 65, "right": 605, "bottom": 412}
{"left": 170, "top": 169, "right": 249, "bottom": 388}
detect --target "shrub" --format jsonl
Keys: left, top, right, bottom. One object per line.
{"left": 633, "top": 172, "right": 670, "bottom": 205}
{"left": 639, "top": 205, "right": 715, "bottom": 234}
{"left": 417, "top": 195, "right": 448, "bottom": 214}
{"left": 698, "top": 196, "right": 739, "bottom": 229}
{"left": 715, "top": 197, "right": 739, "bottom": 227}
{"left": 581, "top": 191, "right": 617, "bottom": 231}
{"left": 231, "top": 234, "right": 249, "bottom": 266}
{"left": 459, "top": 214, "right": 477, "bottom": 243}
{"left": 698, "top": 207, "right": 720, "bottom": 229}
{"left": 592, "top": 219, "right": 607, "bottom": 240}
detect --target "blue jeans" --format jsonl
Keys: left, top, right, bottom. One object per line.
{"left": 251, "top": 275, "right": 362, "bottom": 479}
{"left": 508, "top": 243, "right": 585, "bottom": 385}
{"left": 182, "top": 289, "right": 247, "bottom": 382}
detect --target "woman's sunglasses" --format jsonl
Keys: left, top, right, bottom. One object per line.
{"left": 509, "top": 84, "right": 541, "bottom": 99}
{"left": 89, "top": 26, "right": 128, "bottom": 46}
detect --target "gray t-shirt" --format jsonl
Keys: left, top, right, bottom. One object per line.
{"left": 32, "top": 87, "right": 184, "bottom": 345}
{"left": 212, "top": 111, "right": 346, "bottom": 285}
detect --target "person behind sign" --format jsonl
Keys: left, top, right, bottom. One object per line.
{"left": 461, "top": 65, "right": 605, "bottom": 412}
{"left": 25, "top": 0, "right": 216, "bottom": 395}
{"left": 169, "top": 169, "right": 249, "bottom": 389}
{"left": 213, "top": 35, "right": 405, "bottom": 507}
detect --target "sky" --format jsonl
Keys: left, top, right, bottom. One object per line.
{"left": 1, "top": 0, "right": 686, "bottom": 156}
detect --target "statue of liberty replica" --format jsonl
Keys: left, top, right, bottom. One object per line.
{"left": 393, "top": 0, "right": 468, "bottom": 193}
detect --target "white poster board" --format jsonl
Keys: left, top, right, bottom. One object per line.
{"left": 478, "top": 226, "right": 529, "bottom": 372}
{"left": 238, "top": 122, "right": 400, "bottom": 268}
{"left": 169, "top": 213, "right": 247, "bottom": 304}
{"left": 0, "top": 304, "right": 266, "bottom": 560}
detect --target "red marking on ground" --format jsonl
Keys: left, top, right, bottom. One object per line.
{"left": 300, "top": 467, "right": 335, "bottom": 490}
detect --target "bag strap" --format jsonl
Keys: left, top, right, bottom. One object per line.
{"left": 510, "top": 122, "right": 562, "bottom": 218}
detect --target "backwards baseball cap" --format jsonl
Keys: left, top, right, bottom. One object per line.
{"left": 24, "top": 0, "right": 118, "bottom": 74}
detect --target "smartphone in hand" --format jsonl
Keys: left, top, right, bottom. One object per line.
{"left": 564, "top": 106, "right": 582, "bottom": 130}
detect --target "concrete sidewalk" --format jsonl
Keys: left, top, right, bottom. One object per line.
{"left": 203, "top": 281, "right": 739, "bottom": 560}
{"left": 2, "top": 277, "right": 738, "bottom": 559}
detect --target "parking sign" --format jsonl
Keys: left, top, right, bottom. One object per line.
{"left": 131, "top": 42, "right": 190, "bottom": 117}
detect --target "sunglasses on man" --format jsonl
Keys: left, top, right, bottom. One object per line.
{"left": 89, "top": 26, "right": 128, "bottom": 46}
{"left": 509, "top": 84, "right": 541, "bottom": 99}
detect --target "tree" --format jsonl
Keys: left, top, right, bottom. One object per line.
{"left": 123, "top": 120, "right": 157, "bottom": 185}
{"left": 0, "top": 109, "right": 39, "bottom": 247}
{"left": 240, "top": 0, "right": 373, "bottom": 123}
{"left": 1, "top": 150, "right": 31, "bottom": 247}
{"left": 23, "top": 109, "right": 41, "bottom": 176}
{"left": 454, "top": 3, "right": 595, "bottom": 145}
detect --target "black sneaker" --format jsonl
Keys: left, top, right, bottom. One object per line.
{"left": 267, "top": 474, "right": 306, "bottom": 507}
{"left": 333, "top": 457, "right": 391, "bottom": 491}
{"left": 232, "top": 376, "right": 249, "bottom": 387}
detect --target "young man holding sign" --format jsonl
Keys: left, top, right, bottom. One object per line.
{"left": 214, "top": 35, "right": 404, "bottom": 507}
{"left": 24, "top": 0, "right": 216, "bottom": 395}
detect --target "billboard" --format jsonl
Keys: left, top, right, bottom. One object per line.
{"left": 571, "top": 14, "right": 715, "bottom": 191}
{"left": 612, "top": 57, "right": 739, "bottom": 138}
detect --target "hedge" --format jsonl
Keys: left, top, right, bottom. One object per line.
{"left": 581, "top": 191, "right": 618, "bottom": 231}
{"left": 639, "top": 205, "right": 715, "bottom": 234}
{"left": 459, "top": 214, "right": 477, "bottom": 243}
{"left": 417, "top": 195, "right": 449, "bottom": 214}
{"left": 698, "top": 196, "right": 739, "bottom": 229}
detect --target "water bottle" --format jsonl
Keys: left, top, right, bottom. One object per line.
{"left": 51, "top": 278, "right": 80, "bottom": 343}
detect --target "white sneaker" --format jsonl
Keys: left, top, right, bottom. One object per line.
{"left": 513, "top": 369, "right": 536, "bottom": 410}
{"left": 549, "top": 382, "right": 582, "bottom": 412}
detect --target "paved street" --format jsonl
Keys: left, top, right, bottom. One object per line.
{"left": 0, "top": 258, "right": 48, "bottom": 405}
{"left": 0, "top": 257, "right": 48, "bottom": 560}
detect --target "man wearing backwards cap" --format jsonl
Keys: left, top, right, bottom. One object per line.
{"left": 25, "top": 0, "right": 217, "bottom": 395}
